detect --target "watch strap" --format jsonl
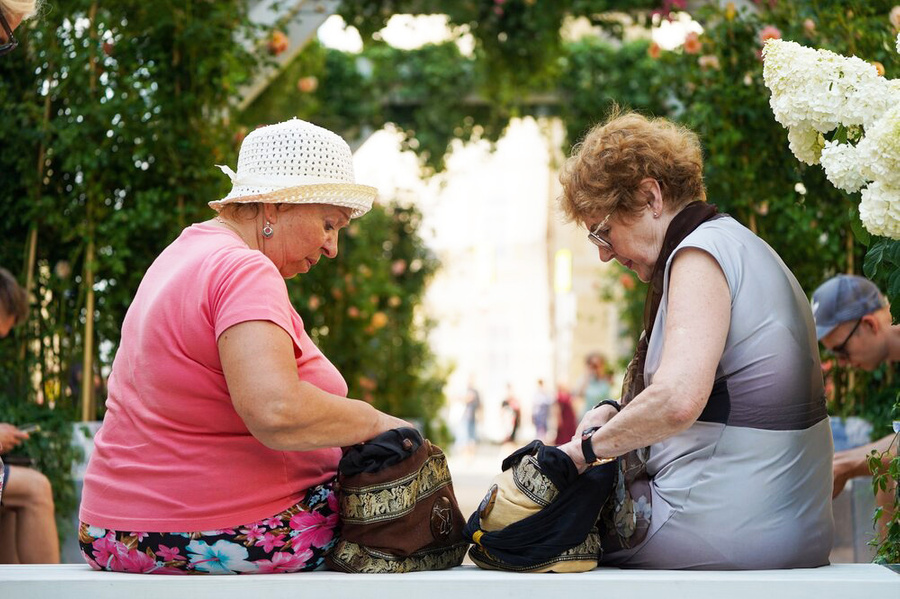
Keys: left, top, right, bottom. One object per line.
{"left": 593, "top": 399, "right": 621, "bottom": 412}
{"left": 581, "top": 426, "right": 601, "bottom": 464}
{"left": 580, "top": 425, "right": 616, "bottom": 467}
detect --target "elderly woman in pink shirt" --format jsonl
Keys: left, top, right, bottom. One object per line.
{"left": 79, "top": 119, "right": 408, "bottom": 574}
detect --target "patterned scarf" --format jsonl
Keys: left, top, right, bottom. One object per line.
{"left": 601, "top": 200, "right": 720, "bottom": 552}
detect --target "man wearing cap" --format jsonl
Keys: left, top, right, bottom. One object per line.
{"left": 811, "top": 274, "right": 898, "bottom": 533}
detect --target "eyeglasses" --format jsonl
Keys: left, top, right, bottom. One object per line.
{"left": 830, "top": 318, "right": 862, "bottom": 359}
{"left": 0, "top": 10, "right": 18, "bottom": 57}
{"left": 588, "top": 211, "right": 614, "bottom": 252}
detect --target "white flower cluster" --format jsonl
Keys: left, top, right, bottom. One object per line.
{"left": 762, "top": 38, "right": 900, "bottom": 238}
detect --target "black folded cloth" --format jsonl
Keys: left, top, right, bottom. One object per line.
{"left": 338, "top": 427, "right": 424, "bottom": 477}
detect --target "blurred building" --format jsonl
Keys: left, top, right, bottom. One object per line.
{"left": 355, "top": 117, "right": 626, "bottom": 442}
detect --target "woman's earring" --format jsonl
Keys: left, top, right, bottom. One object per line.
{"left": 262, "top": 221, "right": 274, "bottom": 238}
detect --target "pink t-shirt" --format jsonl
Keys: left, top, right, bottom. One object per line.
{"left": 80, "top": 223, "right": 344, "bottom": 531}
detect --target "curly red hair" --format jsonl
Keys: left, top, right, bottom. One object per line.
{"left": 559, "top": 110, "right": 706, "bottom": 225}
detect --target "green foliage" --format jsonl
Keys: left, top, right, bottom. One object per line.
{"left": 867, "top": 403, "right": 900, "bottom": 564}
{"left": 241, "top": 41, "right": 379, "bottom": 142}
{"left": 559, "top": 38, "right": 672, "bottom": 144}
{"left": 290, "top": 203, "right": 448, "bottom": 443}
{"left": 338, "top": 0, "right": 658, "bottom": 101}
{"left": 0, "top": 0, "right": 263, "bottom": 419}
{"left": 865, "top": 238, "right": 900, "bottom": 322}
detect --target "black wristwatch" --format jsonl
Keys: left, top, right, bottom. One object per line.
{"left": 581, "top": 426, "right": 616, "bottom": 467}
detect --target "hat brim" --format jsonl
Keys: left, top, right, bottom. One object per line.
{"left": 209, "top": 183, "right": 377, "bottom": 219}
{"left": 816, "top": 323, "right": 837, "bottom": 341}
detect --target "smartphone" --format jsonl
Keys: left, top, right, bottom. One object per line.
{"left": 18, "top": 423, "right": 41, "bottom": 434}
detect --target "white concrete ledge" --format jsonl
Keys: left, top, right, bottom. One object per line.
{"left": 2, "top": 563, "right": 898, "bottom": 599}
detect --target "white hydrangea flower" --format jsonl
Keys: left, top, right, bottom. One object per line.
{"left": 763, "top": 38, "right": 900, "bottom": 238}
{"left": 786, "top": 126, "right": 825, "bottom": 165}
{"left": 897, "top": 32, "right": 900, "bottom": 55}
{"left": 763, "top": 40, "right": 893, "bottom": 132}
{"left": 820, "top": 141, "right": 867, "bottom": 192}
{"left": 858, "top": 104, "right": 900, "bottom": 188}
{"left": 859, "top": 181, "right": 900, "bottom": 239}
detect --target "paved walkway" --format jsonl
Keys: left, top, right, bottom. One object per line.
{"left": 446, "top": 442, "right": 511, "bottom": 519}
{"left": 445, "top": 442, "right": 513, "bottom": 565}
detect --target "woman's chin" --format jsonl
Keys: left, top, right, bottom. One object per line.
{"left": 619, "top": 259, "right": 650, "bottom": 282}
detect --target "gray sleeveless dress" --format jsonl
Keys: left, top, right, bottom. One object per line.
{"left": 601, "top": 216, "right": 834, "bottom": 570}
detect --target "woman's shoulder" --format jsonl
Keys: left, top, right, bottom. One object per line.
{"left": 674, "top": 215, "right": 769, "bottom": 264}
{"left": 178, "top": 224, "right": 285, "bottom": 292}
{"left": 686, "top": 214, "right": 751, "bottom": 240}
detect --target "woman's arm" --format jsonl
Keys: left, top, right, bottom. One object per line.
{"left": 561, "top": 248, "right": 731, "bottom": 470}
{"left": 219, "top": 320, "right": 410, "bottom": 451}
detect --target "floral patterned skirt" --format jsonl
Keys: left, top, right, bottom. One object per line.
{"left": 79, "top": 480, "right": 339, "bottom": 574}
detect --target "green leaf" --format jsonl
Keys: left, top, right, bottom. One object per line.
{"left": 864, "top": 239, "right": 887, "bottom": 279}
{"left": 888, "top": 266, "right": 900, "bottom": 301}
{"left": 850, "top": 209, "right": 871, "bottom": 246}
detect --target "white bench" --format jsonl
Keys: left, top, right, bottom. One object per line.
{"left": 2, "top": 563, "right": 897, "bottom": 599}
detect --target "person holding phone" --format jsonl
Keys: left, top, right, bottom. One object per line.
{"left": 0, "top": 266, "right": 60, "bottom": 563}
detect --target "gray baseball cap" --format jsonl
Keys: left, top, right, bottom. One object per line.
{"left": 811, "top": 274, "right": 884, "bottom": 340}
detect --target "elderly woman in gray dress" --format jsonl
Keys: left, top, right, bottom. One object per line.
{"left": 555, "top": 110, "right": 834, "bottom": 569}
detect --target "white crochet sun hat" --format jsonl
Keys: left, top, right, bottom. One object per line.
{"left": 210, "top": 118, "right": 376, "bottom": 218}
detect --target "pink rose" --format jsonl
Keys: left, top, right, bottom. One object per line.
{"left": 758, "top": 25, "right": 782, "bottom": 44}
{"left": 683, "top": 32, "right": 701, "bottom": 55}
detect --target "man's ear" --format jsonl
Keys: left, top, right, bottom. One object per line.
{"left": 861, "top": 313, "right": 881, "bottom": 335}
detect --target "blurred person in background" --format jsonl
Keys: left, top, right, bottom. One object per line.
{"left": 555, "top": 110, "right": 833, "bottom": 569}
{"left": 811, "top": 274, "right": 898, "bottom": 537}
{"left": 575, "top": 352, "right": 614, "bottom": 418}
{"left": 500, "top": 383, "right": 521, "bottom": 448}
{"left": 0, "top": 267, "right": 60, "bottom": 564}
{"left": 553, "top": 381, "right": 577, "bottom": 445}
{"left": 531, "top": 379, "right": 553, "bottom": 443}
{"left": 455, "top": 377, "right": 482, "bottom": 457}
{"left": 79, "top": 119, "right": 409, "bottom": 574}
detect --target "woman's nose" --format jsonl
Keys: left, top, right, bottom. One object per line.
{"left": 322, "top": 233, "right": 338, "bottom": 259}
{"left": 597, "top": 246, "right": 614, "bottom": 262}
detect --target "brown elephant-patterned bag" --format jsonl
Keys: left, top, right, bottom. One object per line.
{"left": 326, "top": 427, "right": 468, "bottom": 573}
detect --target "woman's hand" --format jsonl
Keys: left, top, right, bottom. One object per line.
{"left": 573, "top": 403, "right": 619, "bottom": 442}
{"left": 374, "top": 412, "right": 415, "bottom": 436}
{"left": 558, "top": 437, "right": 591, "bottom": 474}
{"left": 560, "top": 405, "right": 619, "bottom": 474}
